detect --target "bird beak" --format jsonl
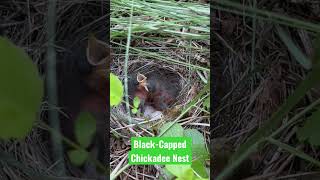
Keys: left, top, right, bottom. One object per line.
{"left": 137, "top": 73, "right": 149, "bottom": 92}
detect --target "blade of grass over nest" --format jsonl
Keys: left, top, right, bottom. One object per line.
{"left": 267, "top": 137, "right": 320, "bottom": 167}
{"left": 196, "top": 70, "right": 208, "bottom": 84}
{"left": 276, "top": 26, "right": 311, "bottom": 70}
{"left": 211, "top": 0, "right": 320, "bottom": 33}
{"left": 130, "top": 35, "right": 209, "bottom": 52}
{"left": 123, "top": 0, "right": 134, "bottom": 125}
{"left": 112, "top": 35, "right": 208, "bottom": 52}
{"left": 112, "top": 41, "right": 209, "bottom": 72}
{"left": 111, "top": 20, "right": 209, "bottom": 39}
{"left": 216, "top": 42, "right": 320, "bottom": 180}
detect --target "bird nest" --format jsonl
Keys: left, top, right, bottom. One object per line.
{"left": 110, "top": 40, "right": 209, "bottom": 179}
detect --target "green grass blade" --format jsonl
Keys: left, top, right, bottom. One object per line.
{"left": 123, "top": 0, "right": 135, "bottom": 125}
{"left": 276, "top": 26, "right": 311, "bottom": 70}
{"left": 267, "top": 137, "right": 320, "bottom": 167}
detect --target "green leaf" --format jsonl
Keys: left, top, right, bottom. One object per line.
{"left": 166, "top": 165, "right": 193, "bottom": 179}
{"left": 192, "top": 159, "right": 208, "bottom": 178}
{"left": 297, "top": 108, "right": 320, "bottom": 146}
{"left": 160, "top": 122, "right": 184, "bottom": 137}
{"left": 110, "top": 73, "right": 123, "bottom": 106}
{"left": 133, "top": 96, "right": 140, "bottom": 108}
{"left": 131, "top": 108, "right": 138, "bottom": 114}
{"left": 68, "top": 149, "right": 88, "bottom": 166}
{"left": 75, "top": 112, "right": 96, "bottom": 148}
{"left": 184, "top": 129, "right": 209, "bottom": 161}
{"left": 0, "top": 37, "right": 43, "bottom": 139}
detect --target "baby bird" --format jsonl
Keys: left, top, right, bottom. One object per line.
{"left": 128, "top": 68, "right": 181, "bottom": 113}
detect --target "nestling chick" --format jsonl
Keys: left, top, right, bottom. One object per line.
{"left": 128, "top": 68, "right": 181, "bottom": 114}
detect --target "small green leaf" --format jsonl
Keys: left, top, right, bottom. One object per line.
{"left": 160, "top": 122, "right": 184, "bottom": 137}
{"left": 0, "top": 37, "right": 43, "bottom": 139}
{"left": 184, "top": 129, "right": 209, "bottom": 161}
{"left": 75, "top": 112, "right": 96, "bottom": 148}
{"left": 131, "top": 108, "right": 138, "bottom": 114}
{"left": 68, "top": 149, "right": 88, "bottom": 166}
{"left": 110, "top": 73, "right": 123, "bottom": 106}
{"left": 297, "top": 108, "right": 320, "bottom": 146}
{"left": 133, "top": 96, "right": 141, "bottom": 108}
{"left": 166, "top": 165, "right": 192, "bottom": 179}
